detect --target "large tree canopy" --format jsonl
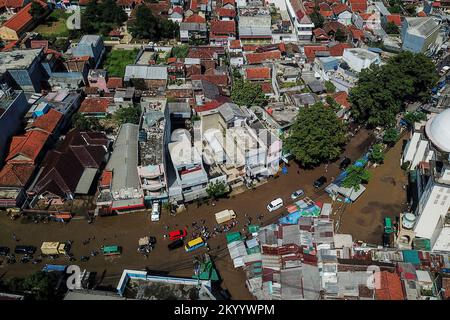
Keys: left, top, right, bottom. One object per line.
{"left": 283, "top": 103, "right": 346, "bottom": 167}
{"left": 349, "top": 51, "right": 437, "bottom": 128}
{"left": 231, "top": 79, "right": 267, "bottom": 107}
{"left": 81, "top": 0, "right": 127, "bottom": 35}
{"left": 128, "top": 5, "right": 179, "bottom": 40}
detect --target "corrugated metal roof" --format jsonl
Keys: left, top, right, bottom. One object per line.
{"left": 124, "top": 65, "right": 168, "bottom": 81}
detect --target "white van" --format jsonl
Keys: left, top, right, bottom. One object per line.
{"left": 267, "top": 198, "right": 283, "bottom": 212}
{"left": 151, "top": 202, "right": 160, "bottom": 221}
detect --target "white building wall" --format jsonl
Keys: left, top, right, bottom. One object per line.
{"left": 414, "top": 183, "right": 450, "bottom": 239}
{"left": 432, "top": 225, "right": 450, "bottom": 252}
{"left": 411, "top": 140, "right": 428, "bottom": 169}
{"left": 402, "top": 132, "right": 421, "bottom": 165}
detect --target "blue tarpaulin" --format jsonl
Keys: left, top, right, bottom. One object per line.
{"left": 402, "top": 250, "right": 420, "bottom": 265}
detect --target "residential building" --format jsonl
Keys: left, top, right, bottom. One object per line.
{"left": 0, "top": 89, "right": 29, "bottom": 165}
{"left": 332, "top": 3, "right": 352, "bottom": 26}
{"left": 400, "top": 110, "right": 450, "bottom": 253}
{"left": 238, "top": 7, "right": 272, "bottom": 43}
{"left": 210, "top": 20, "right": 236, "bottom": 46}
{"left": 168, "top": 129, "right": 209, "bottom": 203}
{"left": 401, "top": 17, "right": 440, "bottom": 53}
{"left": 78, "top": 97, "right": 112, "bottom": 118}
{"left": 72, "top": 35, "right": 106, "bottom": 68}
{"left": 28, "top": 131, "right": 109, "bottom": 204}
{"left": 285, "top": 0, "right": 314, "bottom": 41}
{"left": 104, "top": 123, "right": 145, "bottom": 213}
{"left": 0, "top": 48, "right": 46, "bottom": 92}
{"left": 88, "top": 69, "right": 109, "bottom": 93}
{"left": 342, "top": 48, "right": 381, "bottom": 72}
{"left": 124, "top": 65, "right": 168, "bottom": 92}
{"left": 0, "top": 1, "right": 47, "bottom": 41}
{"left": 138, "top": 99, "right": 170, "bottom": 204}
{"left": 180, "top": 15, "right": 208, "bottom": 42}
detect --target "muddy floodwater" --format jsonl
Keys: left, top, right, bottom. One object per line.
{"left": 0, "top": 129, "right": 407, "bottom": 299}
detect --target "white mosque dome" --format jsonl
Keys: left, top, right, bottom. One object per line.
{"left": 425, "top": 108, "right": 450, "bottom": 152}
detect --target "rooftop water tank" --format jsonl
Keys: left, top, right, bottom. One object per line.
{"left": 402, "top": 213, "right": 416, "bottom": 230}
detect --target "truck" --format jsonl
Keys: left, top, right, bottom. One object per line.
{"left": 214, "top": 209, "right": 237, "bottom": 224}
{"left": 40, "top": 242, "right": 68, "bottom": 255}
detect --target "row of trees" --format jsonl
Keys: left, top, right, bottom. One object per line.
{"left": 349, "top": 51, "right": 437, "bottom": 128}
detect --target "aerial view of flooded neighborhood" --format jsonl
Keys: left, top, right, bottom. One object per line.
{"left": 0, "top": 0, "right": 449, "bottom": 303}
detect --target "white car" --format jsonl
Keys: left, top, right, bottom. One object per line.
{"left": 291, "top": 189, "right": 305, "bottom": 200}
{"left": 150, "top": 202, "right": 160, "bottom": 221}
{"left": 267, "top": 198, "right": 283, "bottom": 212}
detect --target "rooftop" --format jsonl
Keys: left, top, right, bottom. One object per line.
{"left": 140, "top": 99, "right": 166, "bottom": 166}
{"left": 0, "top": 48, "right": 42, "bottom": 73}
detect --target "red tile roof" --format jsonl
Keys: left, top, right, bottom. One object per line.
{"left": 348, "top": 25, "right": 365, "bottom": 40}
{"left": 375, "top": 272, "right": 405, "bottom": 300}
{"left": 0, "top": 163, "right": 35, "bottom": 187}
{"left": 245, "top": 50, "right": 281, "bottom": 64}
{"left": 329, "top": 43, "right": 352, "bottom": 56}
{"left": 242, "top": 45, "right": 258, "bottom": 52}
{"left": 387, "top": 14, "right": 402, "bottom": 26}
{"left": 229, "top": 39, "right": 241, "bottom": 49}
{"left": 332, "top": 3, "right": 350, "bottom": 15}
{"left": 4, "top": 0, "right": 27, "bottom": 8}
{"left": 319, "top": 3, "right": 331, "bottom": 10}
{"left": 191, "top": 74, "right": 229, "bottom": 86}
{"left": 100, "top": 170, "right": 112, "bottom": 188}
{"left": 245, "top": 67, "right": 271, "bottom": 80}
{"left": 320, "top": 10, "right": 333, "bottom": 17}
{"left": 194, "top": 100, "right": 222, "bottom": 113}
{"left": 210, "top": 19, "right": 236, "bottom": 36}
{"left": 79, "top": 98, "right": 111, "bottom": 114}
{"left": 2, "top": 1, "right": 47, "bottom": 33}
{"left": 313, "top": 28, "right": 329, "bottom": 38}
{"left": 260, "top": 82, "right": 273, "bottom": 94}
{"left": 6, "top": 130, "right": 49, "bottom": 164}
{"left": 333, "top": 91, "right": 350, "bottom": 108}
{"left": 106, "top": 77, "right": 123, "bottom": 89}
{"left": 30, "top": 40, "right": 49, "bottom": 51}
{"left": 184, "top": 14, "right": 206, "bottom": 23}
{"left": 217, "top": 7, "right": 236, "bottom": 17}
{"left": 172, "top": 5, "right": 184, "bottom": 14}
{"left": 417, "top": 11, "right": 427, "bottom": 17}
{"left": 304, "top": 45, "right": 328, "bottom": 61}
{"left": 348, "top": 0, "right": 367, "bottom": 12}
{"left": 222, "top": 0, "right": 235, "bottom": 6}
{"left": 29, "top": 108, "right": 63, "bottom": 134}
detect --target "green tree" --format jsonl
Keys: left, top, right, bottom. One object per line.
{"left": 172, "top": 45, "right": 189, "bottom": 58}
{"left": 349, "top": 52, "right": 437, "bottom": 127}
{"left": 403, "top": 111, "right": 427, "bottom": 125}
{"left": 283, "top": 103, "right": 346, "bottom": 167}
{"left": 334, "top": 28, "right": 347, "bottom": 42}
{"left": 385, "top": 22, "right": 399, "bottom": 34}
{"left": 114, "top": 106, "right": 141, "bottom": 125}
{"left": 342, "top": 165, "right": 371, "bottom": 191}
{"left": 5, "top": 272, "right": 62, "bottom": 300}
{"left": 206, "top": 180, "right": 229, "bottom": 199}
{"left": 231, "top": 79, "right": 267, "bottom": 106}
{"left": 369, "top": 143, "right": 385, "bottom": 164}
{"left": 128, "top": 5, "right": 179, "bottom": 40}
{"left": 383, "top": 128, "right": 399, "bottom": 146}
{"left": 72, "top": 113, "right": 101, "bottom": 131}
{"left": 325, "top": 81, "right": 336, "bottom": 93}
{"left": 310, "top": 7, "right": 324, "bottom": 29}
{"left": 30, "top": 1, "right": 46, "bottom": 20}
{"left": 81, "top": 0, "right": 127, "bottom": 35}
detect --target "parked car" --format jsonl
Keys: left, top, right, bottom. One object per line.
{"left": 151, "top": 201, "right": 160, "bottom": 222}
{"left": 14, "top": 245, "right": 36, "bottom": 255}
{"left": 313, "top": 176, "right": 327, "bottom": 188}
{"left": 267, "top": 198, "right": 284, "bottom": 212}
{"left": 169, "top": 229, "right": 187, "bottom": 241}
{"left": 0, "top": 246, "right": 10, "bottom": 256}
{"left": 291, "top": 189, "right": 304, "bottom": 200}
{"left": 339, "top": 157, "right": 351, "bottom": 170}
{"left": 168, "top": 239, "right": 184, "bottom": 251}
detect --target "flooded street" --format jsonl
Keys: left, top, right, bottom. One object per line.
{"left": 0, "top": 128, "right": 408, "bottom": 300}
